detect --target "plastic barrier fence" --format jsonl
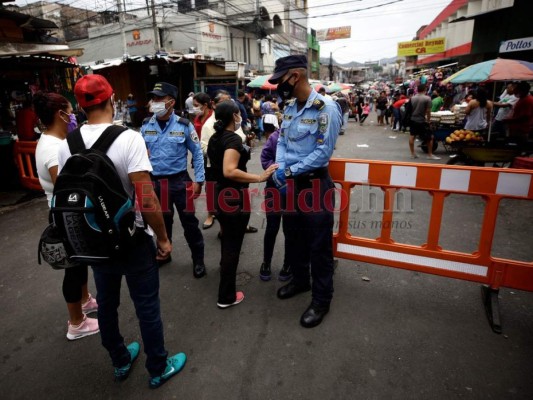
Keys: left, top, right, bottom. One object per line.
{"left": 13, "top": 141, "right": 42, "bottom": 191}
{"left": 329, "top": 158, "right": 533, "bottom": 333}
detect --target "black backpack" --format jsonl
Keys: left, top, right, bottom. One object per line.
{"left": 49, "top": 125, "right": 137, "bottom": 265}
{"left": 402, "top": 100, "right": 413, "bottom": 127}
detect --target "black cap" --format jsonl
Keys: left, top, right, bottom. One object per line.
{"left": 268, "top": 55, "right": 308, "bottom": 84}
{"left": 148, "top": 82, "right": 177, "bottom": 99}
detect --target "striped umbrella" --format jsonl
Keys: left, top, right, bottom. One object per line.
{"left": 247, "top": 74, "right": 277, "bottom": 90}
{"left": 442, "top": 58, "right": 533, "bottom": 83}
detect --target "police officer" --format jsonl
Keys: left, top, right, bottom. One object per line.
{"left": 269, "top": 55, "right": 342, "bottom": 328}
{"left": 142, "top": 82, "right": 207, "bottom": 278}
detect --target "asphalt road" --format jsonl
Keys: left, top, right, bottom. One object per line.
{"left": 1, "top": 118, "right": 532, "bottom": 400}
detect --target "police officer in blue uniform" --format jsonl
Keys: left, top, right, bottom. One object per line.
{"left": 142, "top": 82, "right": 207, "bottom": 278}
{"left": 269, "top": 55, "right": 342, "bottom": 328}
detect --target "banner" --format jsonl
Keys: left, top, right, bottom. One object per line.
{"left": 397, "top": 37, "right": 446, "bottom": 57}
{"left": 499, "top": 37, "right": 533, "bottom": 53}
{"left": 316, "top": 26, "right": 351, "bottom": 42}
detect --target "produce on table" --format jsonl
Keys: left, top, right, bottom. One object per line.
{"left": 445, "top": 129, "right": 484, "bottom": 144}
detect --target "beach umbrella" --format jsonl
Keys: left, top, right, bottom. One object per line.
{"left": 247, "top": 75, "right": 277, "bottom": 90}
{"left": 442, "top": 58, "right": 533, "bottom": 84}
{"left": 327, "top": 82, "right": 350, "bottom": 92}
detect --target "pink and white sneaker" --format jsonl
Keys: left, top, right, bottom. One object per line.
{"left": 217, "top": 291, "right": 245, "bottom": 309}
{"left": 66, "top": 315, "right": 99, "bottom": 341}
{"left": 81, "top": 294, "right": 98, "bottom": 314}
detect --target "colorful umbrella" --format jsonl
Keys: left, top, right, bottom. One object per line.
{"left": 247, "top": 75, "right": 277, "bottom": 90}
{"left": 442, "top": 58, "right": 533, "bottom": 84}
{"left": 327, "top": 82, "right": 351, "bottom": 92}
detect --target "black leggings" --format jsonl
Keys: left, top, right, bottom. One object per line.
{"left": 62, "top": 265, "right": 88, "bottom": 303}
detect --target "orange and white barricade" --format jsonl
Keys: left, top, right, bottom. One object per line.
{"left": 329, "top": 158, "right": 533, "bottom": 333}
{"left": 13, "top": 141, "right": 42, "bottom": 192}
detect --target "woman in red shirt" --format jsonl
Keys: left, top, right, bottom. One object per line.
{"left": 193, "top": 93, "right": 213, "bottom": 137}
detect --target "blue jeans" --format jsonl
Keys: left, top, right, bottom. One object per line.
{"left": 92, "top": 231, "right": 168, "bottom": 377}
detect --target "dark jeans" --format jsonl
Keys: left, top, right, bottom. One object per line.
{"left": 153, "top": 172, "right": 204, "bottom": 264}
{"left": 392, "top": 108, "right": 402, "bottom": 130}
{"left": 92, "top": 231, "right": 168, "bottom": 377}
{"left": 283, "top": 174, "right": 335, "bottom": 305}
{"left": 62, "top": 264, "right": 88, "bottom": 303}
{"left": 263, "top": 183, "right": 290, "bottom": 266}
{"left": 215, "top": 187, "right": 251, "bottom": 304}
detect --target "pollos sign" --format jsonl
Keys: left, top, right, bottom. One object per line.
{"left": 499, "top": 37, "right": 533, "bottom": 53}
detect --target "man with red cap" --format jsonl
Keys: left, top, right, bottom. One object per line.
{"left": 57, "top": 74, "right": 186, "bottom": 389}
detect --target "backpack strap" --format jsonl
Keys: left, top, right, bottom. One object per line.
{"left": 91, "top": 125, "right": 128, "bottom": 153}
{"left": 66, "top": 128, "right": 85, "bottom": 155}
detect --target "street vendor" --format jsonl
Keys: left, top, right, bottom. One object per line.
{"left": 505, "top": 81, "right": 533, "bottom": 144}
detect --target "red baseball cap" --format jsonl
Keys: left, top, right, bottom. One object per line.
{"left": 74, "top": 74, "right": 113, "bottom": 108}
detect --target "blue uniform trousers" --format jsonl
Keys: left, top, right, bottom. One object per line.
{"left": 152, "top": 171, "right": 204, "bottom": 264}
{"left": 283, "top": 170, "right": 335, "bottom": 305}
{"left": 92, "top": 231, "right": 168, "bottom": 377}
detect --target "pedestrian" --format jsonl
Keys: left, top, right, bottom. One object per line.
{"left": 192, "top": 92, "right": 213, "bottom": 137}
{"left": 392, "top": 94, "right": 408, "bottom": 131}
{"left": 408, "top": 84, "right": 440, "bottom": 160}
{"left": 200, "top": 90, "right": 258, "bottom": 234}
{"left": 464, "top": 87, "right": 493, "bottom": 136}
{"left": 34, "top": 91, "right": 99, "bottom": 340}
{"left": 185, "top": 91, "right": 196, "bottom": 119}
{"left": 259, "top": 123, "right": 293, "bottom": 282}
{"left": 335, "top": 93, "right": 350, "bottom": 135}
{"left": 207, "top": 100, "right": 277, "bottom": 308}
{"left": 268, "top": 54, "right": 342, "bottom": 328}
{"left": 125, "top": 93, "right": 138, "bottom": 127}
{"left": 142, "top": 82, "right": 207, "bottom": 278}
{"left": 376, "top": 91, "right": 388, "bottom": 126}
{"left": 492, "top": 82, "right": 518, "bottom": 136}
{"left": 359, "top": 102, "right": 370, "bottom": 125}
{"left": 58, "top": 74, "right": 186, "bottom": 388}
{"left": 504, "top": 81, "right": 533, "bottom": 145}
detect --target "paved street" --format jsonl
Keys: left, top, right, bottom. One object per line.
{"left": 1, "top": 119, "right": 533, "bottom": 400}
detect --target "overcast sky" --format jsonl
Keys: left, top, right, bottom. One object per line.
{"left": 14, "top": 0, "right": 450, "bottom": 63}
{"left": 308, "top": 0, "right": 450, "bottom": 64}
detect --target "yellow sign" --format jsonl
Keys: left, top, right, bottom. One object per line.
{"left": 397, "top": 37, "right": 446, "bottom": 57}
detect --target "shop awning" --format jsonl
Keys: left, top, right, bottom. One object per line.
{"left": 0, "top": 54, "right": 80, "bottom": 70}
{"left": 449, "top": 5, "right": 513, "bottom": 23}
{"left": 0, "top": 42, "right": 82, "bottom": 57}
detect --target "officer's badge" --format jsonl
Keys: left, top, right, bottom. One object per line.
{"left": 312, "top": 99, "right": 325, "bottom": 110}
{"left": 317, "top": 133, "right": 325, "bottom": 144}
{"left": 318, "top": 113, "right": 329, "bottom": 133}
{"left": 190, "top": 131, "right": 199, "bottom": 143}
{"left": 283, "top": 114, "right": 293, "bottom": 121}
{"left": 300, "top": 118, "right": 316, "bottom": 125}
{"left": 144, "top": 130, "right": 157, "bottom": 136}
{"left": 169, "top": 131, "right": 185, "bottom": 137}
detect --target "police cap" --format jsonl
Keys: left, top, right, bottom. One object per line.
{"left": 268, "top": 55, "right": 308, "bottom": 84}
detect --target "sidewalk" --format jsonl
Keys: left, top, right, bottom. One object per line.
{"left": 1, "top": 120, "right": 532, "bottom": 400}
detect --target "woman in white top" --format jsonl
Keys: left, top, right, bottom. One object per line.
{"left": 34, "top": 92, "right": 99, "bottom": 340}
{"left": 464, "top": 88, "right": 493, "bottom": 133}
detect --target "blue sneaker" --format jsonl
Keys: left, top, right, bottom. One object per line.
{"left": 114, "top": 342, "right": 140, "bottom": 382}
{"left": 149, "top": 353, "right": 187, "bottom": 389}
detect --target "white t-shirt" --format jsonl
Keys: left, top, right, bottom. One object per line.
{"left": 35, "top": 133, "right": 63, "bottom": 207}
{"left": 201, "top": 113, "right": 246, "bottom": 163}
{"left": 57, "top": 123, "right": 153, "bottom": 228}
{"left": 495, "top": 93, "right": 518, "bottom": 121}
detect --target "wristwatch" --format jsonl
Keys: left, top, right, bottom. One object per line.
{"left": 284, "top": 167, "right": 293, "bottom": 178}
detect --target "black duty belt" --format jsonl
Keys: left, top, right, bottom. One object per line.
{"left": 150, "top": 171, "right": 187, "bottom": 180}
{"left": 294, "top": 167, "right": 329, "bottom": 181}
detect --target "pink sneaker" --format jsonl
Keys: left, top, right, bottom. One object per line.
{"left": 81, "top": 294, "right": 98, "bottom": 314}
{"left": 217, "top": 291, "right": 245, "bottom": 309}
{"left": 66, "top": 315, "right": 99, "bottom": 341}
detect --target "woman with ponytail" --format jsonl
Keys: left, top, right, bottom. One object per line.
{"left": 207, "top": 100, "right": 277, "bottom": 308}
{"left": 34, "top": 91, "right": 99, "bottom": 340}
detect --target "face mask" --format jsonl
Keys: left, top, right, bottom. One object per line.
{"left": 277, "top": 74, "right": 296, "bottom": 100}
{"left": 60, "top": 111, "right": 77, "bottom": 133}
{"left": 150, "top": 101, "right": 169, "bottom": 117}
{"left": 192, "top": 106, "right": 202, "bottom": 114}
{"left": 234, "top": 117, "right": 242, "bottom": 131}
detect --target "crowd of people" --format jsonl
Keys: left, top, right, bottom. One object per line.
{"left": 32, "top": 54, "right": 344, "bottom": 389}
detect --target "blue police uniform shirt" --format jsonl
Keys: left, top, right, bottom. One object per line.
{"left": 276, "top": 90, "right": 342, "bottom": 175}
{"left": 141, "top": 113, "right": 205, "bottom": 182}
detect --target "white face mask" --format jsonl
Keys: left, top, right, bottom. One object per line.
{"left": 192, "top": 106, "right": 202, "bottom": 114}
{"left": 234, "top": 117, "right": 242, "bottom": 131}
{"left": 150, "top": 100, "right": 170, "bottom": 117}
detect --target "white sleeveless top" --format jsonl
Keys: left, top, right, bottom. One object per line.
{"left": 465, "top": 106, "right": 487, "bottom": 131}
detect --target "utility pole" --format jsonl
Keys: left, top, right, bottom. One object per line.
{"left": 150, "top": 0, "right": 161, "bottom": 52}
{"left": 256, "top": 0, "right": 263, "bottom": 72}
{"left": 116, "top": 0, "right": 127, "bottom": 58}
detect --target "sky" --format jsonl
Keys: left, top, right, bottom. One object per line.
{"left": 13, "top": 0, "right": 450, "bottom": 63}
{"left": 308, "top": 0, "right": 450, "bottom": 64}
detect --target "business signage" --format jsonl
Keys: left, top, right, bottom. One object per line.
{"left": 225, "top": 62, "right": 238, "bottom": 72}
{"left": 397, "top": 37, "right": 446, "bottom": 57}
{"left": 316, "top": 26, "right": 351, "bottom": 42}
{"left": 499, "top": 37, "right": 533, "bottom": 53}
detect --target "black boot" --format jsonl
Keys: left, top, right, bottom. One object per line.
{"left": 259, "top": 262, "right": 271, "bottom": 281}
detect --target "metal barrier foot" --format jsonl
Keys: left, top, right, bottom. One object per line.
{"left": 481, "top": 285, "right": 502, "bottom": 334}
